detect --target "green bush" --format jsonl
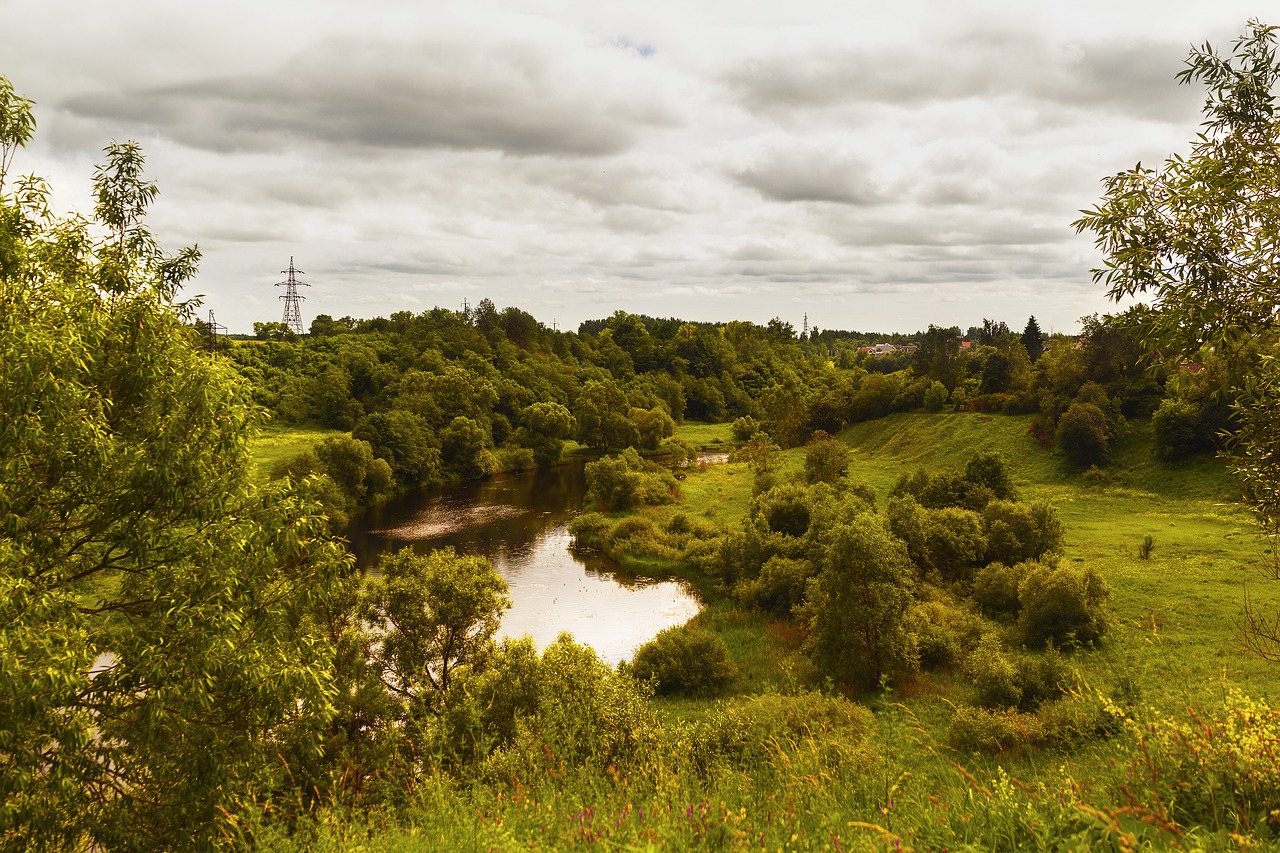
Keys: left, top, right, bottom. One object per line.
{"left": 583, "top": 447, "right": 677, "bottom": 511}
{"left": 802, "top": 430, "right": 850, "bottom": 484}
{"left": 966, "top": 635, "right": 1023, "bottom": 709}
{"left": 1055, "top": 402, "right": 1112, "bottom": 468}
{"left": 731, "top": 415, "right": 761, "bottom": 442}
{"left": 982, "top": 500, "right": 1064, "bottom": 565}
{"left": 736, "top": 555, "right": 815, "bottom": 617}
{"left": 949, "top": 705, "right": 1043, "bottom": 754}
{"left": 923, "top": 380, "right": 949, "bottom": 411}
{"left": 964, "top": 452, "right": 1016, "bottom": 500}
{"left": 1017, "top": 563, "right": 1111, "bottom": 648}
{"left": 1151, "top": 396, "right": 1206, "bottom": 460}
{"left": 567, "top": 512, "right": 612, "bottom": 547}
{"left": 630, "top": 625, "right": 737, "bottom": 696}
{"left": 493, "top": 444, "right": 535, "bottom": 473}
{"left": 972, "top": 561, "right": 1030, "bottom": 617}
{"left": 699, "top": 692, "right": 876, "bottom": 772}
{"left": 907, "top": 597, "right": 984, "bottom": 668}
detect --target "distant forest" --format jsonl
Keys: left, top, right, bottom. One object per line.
{"left": 219, "top": 301, "right": 1235, "bottom": 523}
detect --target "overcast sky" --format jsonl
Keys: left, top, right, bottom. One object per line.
{"left": 2, "top": 2, "right": 1267, "bottom": 335}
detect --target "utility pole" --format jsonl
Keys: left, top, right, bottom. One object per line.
{"left": 276, "top": 257, "right": 310, "bottom": 335}
{"left": 206, "top": 309, "right": 226, "bottom": 350}
{"left": 802, "top": 312, "right": 809, "bottom": 340}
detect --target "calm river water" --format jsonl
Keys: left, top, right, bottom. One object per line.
{"left": 346, "top": 460, "right": 701, "bottom": 664}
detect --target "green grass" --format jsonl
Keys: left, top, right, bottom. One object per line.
{"left": 256, "top": 412, "right": 1280, "bottom": 850}
{"left": 674, "top": 420, "right": 735, "bottom": 448}
{"left": 249, "top": 424, "right": 345, "bottom": 481}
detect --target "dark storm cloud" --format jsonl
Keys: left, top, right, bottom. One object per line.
{"left": 61, "top": 36, "right": 681, "bottom": 158}
{"left": 723, "top": 30, "right": 1198, "bottom": 124}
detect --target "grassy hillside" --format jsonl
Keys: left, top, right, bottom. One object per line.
{"left": 253, "top": 413, "right": 1280, "bottom": 850}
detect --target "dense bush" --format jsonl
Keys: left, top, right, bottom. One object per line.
{"left": 982, "top": 500, "right": 1064, "bottom": 565}
{"left": 731, "top": 415, "right": 761, "bottom": 441}
{"left": 1151, "top": 396, "right": 1207, "bottom": 460}
{"left": 630, "top": 625, "right": 737, "bottom": 696}
{"left": 802, "top": 430, "right": 850, "bottom": 484}
{"left": 699, "top": 692, "right": 876, "bottom": 773}
{"left": 1017, "top": 563, "right": 1111, "bottom": 648}
{"left": 736, "top": 555, "right": 814, "bottom": 617}
{"left": 799, "top": 515, "right": 919, "bottom": 691}
{"left": 907, "top": 597, "right": 985, "bottom": 668}
{"left": 1055, "top": 402, "right": 1112, "bottom": 468}
{"left": 583, "top": 447, "right": 677, "bottom": 511}
{"left": 972, "top": 560, "right": 1031, "bottom": 617}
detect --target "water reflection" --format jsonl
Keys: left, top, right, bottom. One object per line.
{"left": 347, "top": 460, "right": 701, "bottom": 663}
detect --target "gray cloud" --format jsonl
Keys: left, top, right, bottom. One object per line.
{"left": 61, "top": 35, "right": 682, "bottom": 157}
{"left": 729, "top": 140, "right": 882, "bottom": 204}
{"left": 722, "top": 30, "right": 1199, "bottom": 125}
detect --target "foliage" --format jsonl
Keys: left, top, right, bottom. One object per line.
{"left": 802, "top": 429, "right": 849, "bottom": 484}
{"left": 1056, "top": 401, "right": 1112, "bottom": 468}
{"left": 629, "top": 624, "right": 737, "bottom": 697}
{"left": 583, "top": 447, "right": 677, "bottom": 511}
{"left": 1151, "top": 396, "right": 1207, "bottom": 460}
{"left": 731, "top": 415, "right": 760, "bottom": 441}
{"left": 1017, "top": 563, "right": 1112, "bottom": 648}
{"left": 1073, "top": 19, "right": 1280, "bottom": 357}
{"left": 799, "top": 515, "right": 919, "bottom": 691}
{"left": 362, "top": 547, "right": 510, "bottom": 720}
{"left": 923, "top": 379, "right": 949, "bottom": 411}
{"left": 0, "top": 131, "right": 351, "bottom": 849}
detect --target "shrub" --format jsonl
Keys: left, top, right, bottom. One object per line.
{"left": 494, "top": 444, "right": 535, "bottom": 473}
{"left": 1017, "top": 563, "right": 1111, "bottom": 648}
{"left": 964, "top": 452, "right": 1016, "bottom": 500}
{"left": 736, "top": 555, "right": 815, "bottom": 617}
{"left": 799, "top": 515, "right": 919, "bottom": 692}
{"left": 567, "top": 512, "right": 612, "bottom": 547}
{"left": 1055, "top": 402, "right": 1112, "bottom": 468}
{"left": 949, "top": 705, "right": 1043, "bottom": 754}
{"left": 583, "top": 447, "right": 677, "bottom": 511}
{"left": 923, "top": 506, "right": 986, "bottom": 579}
{"left": 699, "top": 692, "right": 876, "bottom": 773}
{"left": 630, "top": 625, "right": 737, "bottom": 696}
{"left": 923, "top": 380, "right": 949, "bottom": 411}
{"left": 907, "top": 597, "right": 985, "bottom": 668}
{"left": 982, "top": 500, "right": 1064, "bottom": 565}
{"left": 731, "top": 415, "right": 760, "bottom": 442}
{"left": 972, "top": 561, "right": 1031, "bottom": 617}
{"left": 1151, "top": 397, "right": 1205, "bottom": 460}
{"left": 966, "top": 635, "right": 1023, "bottom": 709}
{"left": 803, "top": 430, "right": 850, "bottom": 484}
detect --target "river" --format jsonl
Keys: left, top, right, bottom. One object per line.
{"left": 346, "top": 459, "right": 701, "bottom": 664}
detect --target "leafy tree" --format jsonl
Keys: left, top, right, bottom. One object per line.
{"left": 799, "top": 516, "right": 919, "bottom": 692}
{"left": 583, "top": 448, "right": 677, "bottom": 511}
{"left": 1055, "top": 402, "right": 1113, "bottom": 468}
{"left": 513, "top": 401, "right": 576, "bottom": 467}
{"left": 440, "top": 415, "right": 498, "bottom": 479}
{"left": 363, "top": 547, "right": 510, "bottom": 717}
{"left": 575, "top": 378, "right": 637, "bottom": 450}
{"left": 630, "top": 625, "right": 737, "bottom": 696}
{"left": 0, "top": 126, "right": 350, "bottom": 848}
{"left": 1073, "top": 19, "right": 1280, "bottom": 359}
{"left": 353, "top": 409, "right": 440, "bottom": 486}
{"left": 803, "top": 430, "right": 850, "bottom": 484}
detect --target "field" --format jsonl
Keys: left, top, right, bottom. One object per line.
{"left": 251, "top": 413, "right": 1280, "bottom": 850}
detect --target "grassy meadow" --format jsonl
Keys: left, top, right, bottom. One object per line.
{"left": 250, "top": 413, "right": 1280, "bottom": 850}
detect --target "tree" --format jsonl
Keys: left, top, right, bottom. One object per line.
{"left": 1056, "top": 402, "right": 1113, "bottom": 468}
{"left": 1021, "top": 316, "right": 1044, "bottom": 363}
{"left": 0, "top": 122, "right": 350, "bottom": 848}
{"left": 803, "top": 430, "right": 850, "bottom": 484}
{"left": 1073, "top": 19, "right": 1280, "bottom": 359}
{"left": 514, "top": 401, "right": 576, "bottom": 467}
{"left": 1073, "top": 23, "right": 1280, "bottom": 661}
{"left": 363, "top": 547, "right": 510, "bottom": 718}
{"left": 799, "top": 516, "right": 919, "bottom": 692}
